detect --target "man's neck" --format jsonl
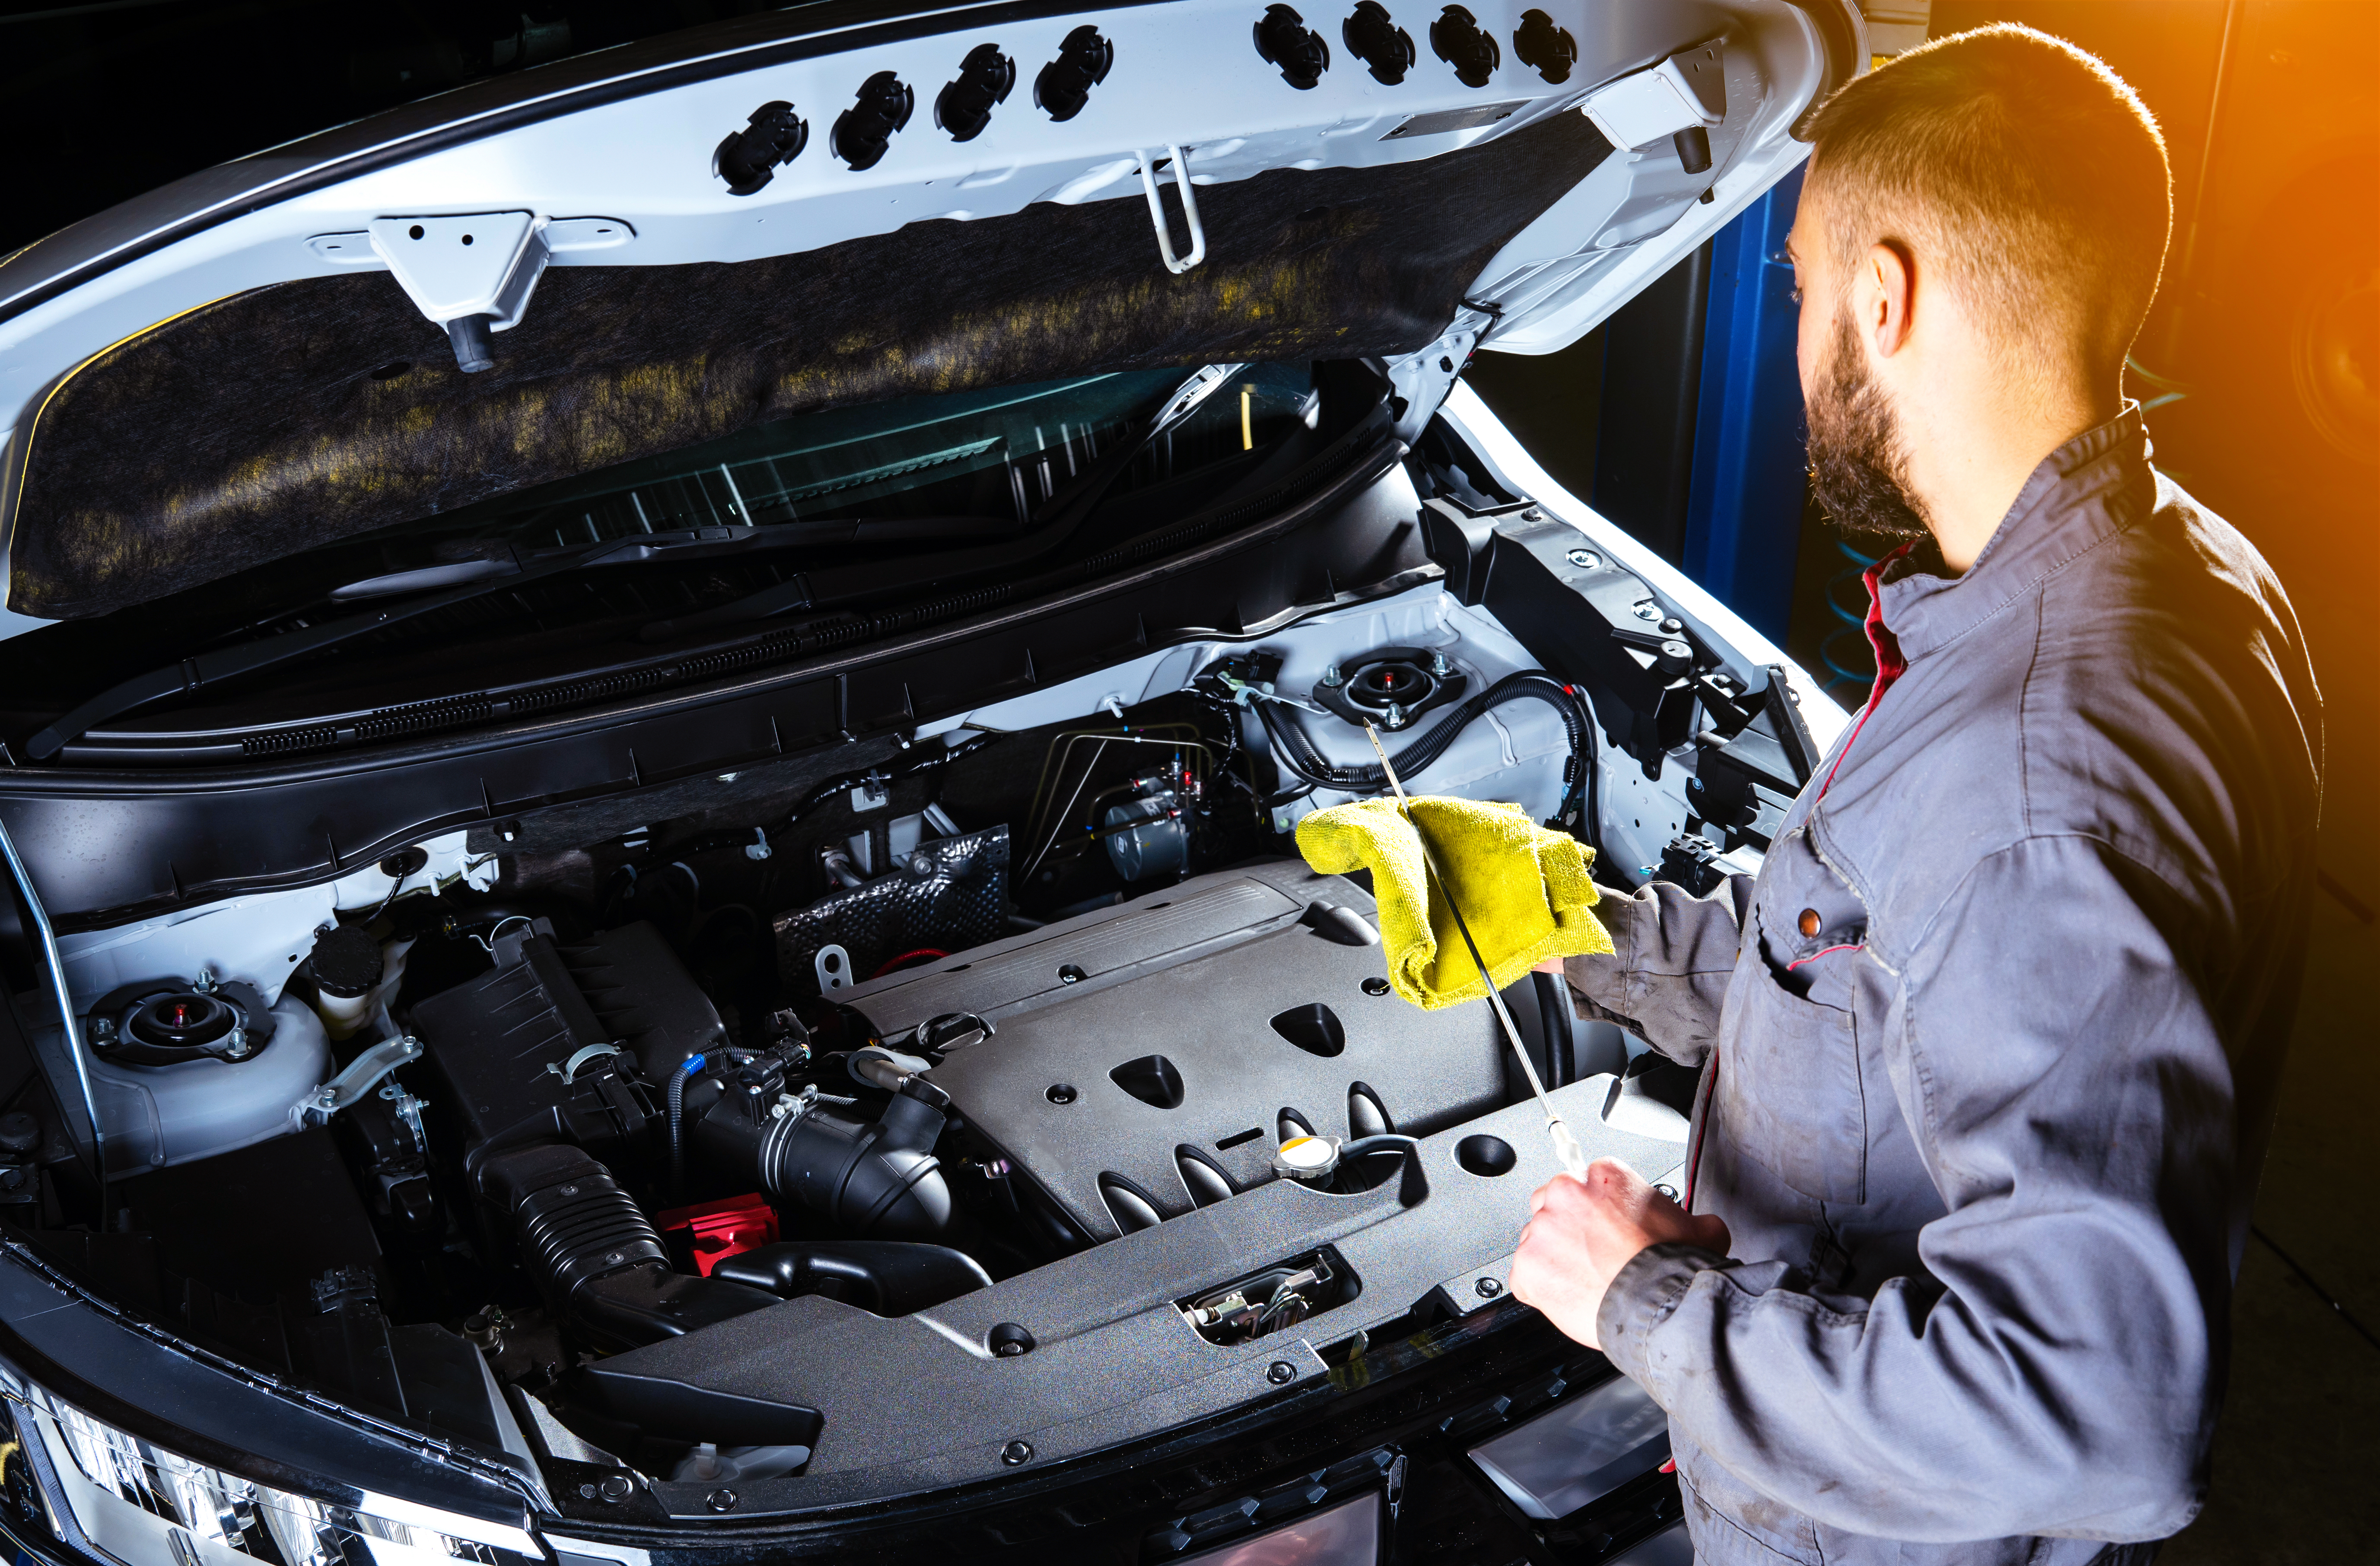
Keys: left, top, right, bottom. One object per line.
{"left": 1903, "top": 382, "right": 2117, "bottom": 573}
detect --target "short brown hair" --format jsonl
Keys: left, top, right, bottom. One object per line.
{"left": 1804, "top": 24, "right": 2171, "bottom": 383}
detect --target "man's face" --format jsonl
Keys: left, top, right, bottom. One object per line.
{"left": 1786, "top": 197, "right": 1931, "bottom": 543}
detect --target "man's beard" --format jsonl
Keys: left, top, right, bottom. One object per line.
{"left": 1805, "top": 311, "right": 1931, "bottom": 543}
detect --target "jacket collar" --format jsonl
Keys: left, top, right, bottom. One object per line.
{"left": 1877, "top": 404, "right": 2155, "bottom": 661}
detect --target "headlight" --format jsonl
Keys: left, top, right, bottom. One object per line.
{"left": 1180, "top": 1492, "right": 1381, "bottom": 1566}
{"left": 0, "top": 1383, "right": 539, "bottom": 1566}
{"left": 1465, "top": 1372, "right": 1669, "bottom": 1520}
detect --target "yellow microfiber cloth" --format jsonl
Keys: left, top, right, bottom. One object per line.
{"left": 1295, "top": 796, "right": 1613, "bottom": 1010}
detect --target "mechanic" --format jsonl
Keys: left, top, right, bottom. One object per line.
{"left": 1508, "top": 25, "right": 2323, "bottom": 1566}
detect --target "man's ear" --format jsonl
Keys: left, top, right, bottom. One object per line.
{"left": 1863, "top": 239, "right": 1917, "bottom": 359}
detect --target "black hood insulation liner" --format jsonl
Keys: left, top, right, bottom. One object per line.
{"left": 10, "top": 111, "right": 1610, "bottom": 621}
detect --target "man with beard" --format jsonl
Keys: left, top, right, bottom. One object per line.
{"left": 1508, "top": 24, "right": 2322, "bottom": 1566}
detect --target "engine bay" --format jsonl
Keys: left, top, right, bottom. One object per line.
{"left": 2, "top": 516, "right": 1821, "bottom": 1510}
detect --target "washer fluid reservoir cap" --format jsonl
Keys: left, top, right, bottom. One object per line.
{"left": 312, "top": 924, "right": 385, "bottom": 1000}
{"left": 1272, "top": 1134, "right": 1341, "bottom": 1182}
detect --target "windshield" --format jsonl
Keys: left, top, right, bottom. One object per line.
{"left": 0, "top": 361, "right": 1336, "bottom": 759}
{"left": 356, "top": 362, "right": 1317, "bottom": 563}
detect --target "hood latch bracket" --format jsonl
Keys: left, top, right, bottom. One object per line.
{"left": 1139, "top": 146, "right": 1207, "bottom": 276}
{"left": 366, "top": 211, "right": 553, "bottom": 373}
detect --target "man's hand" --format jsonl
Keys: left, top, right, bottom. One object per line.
{"left": 1509, "top": 1159, "right": 1730, "bottom": 1350}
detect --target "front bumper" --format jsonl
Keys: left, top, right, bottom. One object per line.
{"left": 0, "top": 1237, "right": 1683, "bottom": 1566}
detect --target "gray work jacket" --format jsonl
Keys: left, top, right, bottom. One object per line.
{"left": 1563, "top": 408, "right": 2322, "bottom": 1566}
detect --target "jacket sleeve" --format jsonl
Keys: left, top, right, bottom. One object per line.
{"left": 1560, "top": 875, "right": 1755, "bottom": 1067}
{"left": 1595, "top": 837, "right": 2228, "bottom": 1543}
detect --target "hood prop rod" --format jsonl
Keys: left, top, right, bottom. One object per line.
{"left": 0, "top": 816, "right": 105, "bottom": 1213}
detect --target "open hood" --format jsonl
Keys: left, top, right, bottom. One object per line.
{"left": 0, "top": 0, "right": 1855, "bottom": 626}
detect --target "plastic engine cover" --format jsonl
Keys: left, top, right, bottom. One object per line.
{"left": 840, "top": 863, "right": 1507, "bottom": 1240}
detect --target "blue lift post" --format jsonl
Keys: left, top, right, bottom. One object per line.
{"left": 1680, "top": 164, "right": 1810, "bottom": 645}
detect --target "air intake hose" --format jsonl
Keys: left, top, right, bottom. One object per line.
{"left": 697, "top": 1077, "right": 954, "bottom": 1239}
{"left": 483, "top": 1143, "right": 780, "bottom": 1351}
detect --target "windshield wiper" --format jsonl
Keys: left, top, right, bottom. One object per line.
{"left": 24, "top": 518, "right": 1001, "bottom": 759}
{"left": 636, "top": 365, "right": 1247, "bottom": 643}
{"left": 325, "top": 514, "right": 1021, "bottom": 602}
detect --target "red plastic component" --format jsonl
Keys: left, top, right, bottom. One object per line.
{"left": 654, "top": 1192, "right": 779, "bottom": 1276}
{"left": 871, "top": 946, "right": 950, "bottom": 979}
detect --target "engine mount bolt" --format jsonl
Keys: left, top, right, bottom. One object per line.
{"left": 1476, "top": 1276, "right": 1503, "bottom": 1298}
{"left": 1267, "top": 1360, "right": 1299, "bottom": 1384}
{"left": 706, "top": 1488, "right": 737, "bottom": 1512}
{"left": 1000, "top": 1439, "right": 1034, "bottom": 1466}
{"left": 596, "top": 1474, "right": 634, "bottom": 1504}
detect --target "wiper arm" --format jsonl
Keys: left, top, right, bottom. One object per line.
{"left": 322, "top": 524, "right": 752, "bottom": 603}
{"left": 325, "top": 515, "right": 1023, "bottom": 603}
{"left": 636, "top": 365, "right": 1247, "bottom": 643}
{"left": 26, "top": 520, "right": 967, "bottom": 759}
{"left": 30, "top": 512, "right": 1030, "bottom": 756}
{"left": 26, "top": 531, "right": 697, "bottom": 759}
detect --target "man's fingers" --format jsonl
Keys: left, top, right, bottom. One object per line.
{"left": 1530, "top": 1173, "right": 1591, "bottom": 1215}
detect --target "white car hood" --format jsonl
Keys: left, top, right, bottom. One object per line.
{"left": 0, "top": 0, "right": 1856, "bottom": 632}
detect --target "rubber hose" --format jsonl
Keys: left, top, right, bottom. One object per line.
{"left": 1256, "top": 671, "right": 1591, "bottom": 821}
{"left": 1337, "top": 1133, "right": 1429, "bottom": 1206}
{"left": 668, "top": 1052, "right": 706, "bottom": 1199}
